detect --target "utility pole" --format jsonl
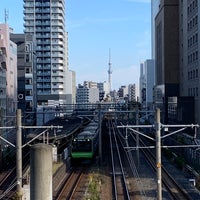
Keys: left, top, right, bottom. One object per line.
{"left": 0, "top": 109, "right": 63, "bottom": 199}
{"left": 16, "top": 109, "right": 23, "bottom": 199}
{"left": 98, "top": 103, "right": 102, "bottom": 164}
{"left": 136, "top": 104, "right": 140, "bottom": 168}
{"left": 117, "top": 107, "right": 199, "bottom": 200}
{"left": 155, "top": 108, "right": 162, "bottom": 200}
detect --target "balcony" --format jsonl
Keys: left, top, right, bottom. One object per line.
{"left": 42, "top": 65, "right": 51, "bottom": 70}
{"left": 51, "top": 21, "right": 64, "bottom": 27}
{"left": 51, "top": 8, "right": 64, "bottom": 15}
{"left": 51, "top": 59, "right": 63, "bottom": 64}
{"left": 37, "top": 52, "right": 51, "bottom": 57}
{"left": 51, "top": 27, "right": 64, "bottom": 33}
{"left": 52, "top": 70, "right": 63, "bottom": 76}
{"left": 37, "top": 90, "right": 51, "bottom": 95}
{"left": 53, "top": 65, "right": 64, "bottom": 70}
{"left": 51, "top": 2, "right": 64, "bottom": 8}
{"left": 24, "top": 15, "right": 34, "bottom": 20}
{"left": 36, "top": 34, "right": 51, "bottom": 39}
{"left": 43, "top": 84, "right": 51, "bottom": 88}
{"left": 25, "top": 73, "right": 33, "bottom": 78}
{"left": 52, "top": 52, "right": 63, "bottom": 58}
{"left": 52, "top": 84, "right": 63, "bottom": 89}
{"left": 25, "top": 85, "right": 33, "bottom": 90}
{"left": 51, "top": 34, "right": 64, "bottom": 40}
{"left": 52, "top": 40, "right": 64, "bottom": 46}
{"left": 24, "top": 21, "right": 34, "bottom": 26}
{"left": 25, "top": 96, "right": 33, "bottom": 101}
{"left": 51, "top": 15, "right": 63, "bottom": 21}
{"left": 24, "top": 10, "right": 33, "bottom": 14}
{"left": 36, "top": 46, "right": 51, "bottom": 51}
{"left": 37, "top": 78, "right": 51, "bottom": 83}
{"left": 23, "top": 2, "right": 34, "bottom": 8}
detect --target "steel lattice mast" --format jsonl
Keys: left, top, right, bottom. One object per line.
{"left": 108, "top": 48, "right": 112, "bottom": 94}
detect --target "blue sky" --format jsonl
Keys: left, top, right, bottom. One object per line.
{"left": 0, "top": 0, "right": 151, "bottom": 90}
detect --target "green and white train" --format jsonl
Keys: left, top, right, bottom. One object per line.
{"left": 71, "top": 122, "right": 99, "bottom": 162}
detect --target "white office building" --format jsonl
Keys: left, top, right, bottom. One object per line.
{"left": 139, "top": 59, "right": 155, "bottom": 110}
{"left": 76, "top": 83, "right": 99, "bottom": 108}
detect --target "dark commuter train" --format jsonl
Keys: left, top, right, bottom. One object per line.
{"left": 71, "top": 122, "right": 99, "bottom": 162}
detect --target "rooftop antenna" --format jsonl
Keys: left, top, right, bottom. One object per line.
{"left": 108, "top": 48, "right": 112, "bottom": 94}
{"left": 4, "top": 9, "right": 9, "bottom": 24}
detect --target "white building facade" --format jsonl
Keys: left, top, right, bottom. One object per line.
{"left": 139, "top": 59, "right": 155, "bottom": 110}
{"left": 76, "top": 84, "right": 99, "bottom": 107}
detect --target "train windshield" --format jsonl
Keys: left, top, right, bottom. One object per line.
{"left": 72, "top": 140, "right": 92, "bottom": 152}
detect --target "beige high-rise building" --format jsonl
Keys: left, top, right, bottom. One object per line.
{"left": 0, "top": 24, "right": 18, "bottom": 142}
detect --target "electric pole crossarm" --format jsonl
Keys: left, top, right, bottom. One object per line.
{"left": 162, "top": 144, "right": 200, "bottom": 148}
{"left": 0, "top": 126, "right": 15, "bottom": 129}
{"left": 22, "top": 129, "right": 49, "bottom": 148}
{"left": 117, "top": 125, "right": 154, "bottom": 129}
{"left": 161, "top": 127, "right": 187, "bottom": 139}
{"left": 21, "top": 125, "right": 63, "bottom": 129}
{"left": 161, "top": 124, "right": 199, "bottom": 139}
{"left": 0, "top": 136, "right": 15, "bottom": 147}
{"left": 162, "top": 124, "right": 199, "bottom": 128}
{"left": 124, "top": 146, "right": 155, "bottom": 150}
{"left": 129, "top": 127, "right": 155, "bottom": 141}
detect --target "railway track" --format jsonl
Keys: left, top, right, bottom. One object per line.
{"left": 0, "top": 116, "right": 87, "bottom": 199}
{"left": 56, "top": 168, "right": 84, "bottom": 200}
{"left": 0, "top": 169, "right": 16, "bottom": 199}
{"left": 132, "top": 134, "right": 193, "bottom": 200}
{"left": 109, "top": 121, "right": 131, "bottom": 200}
{"left": 0, "top": 149, "right": 30, "bottom": 199}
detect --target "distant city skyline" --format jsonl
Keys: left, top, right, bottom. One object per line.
{"left": 0, "top": 0, "right": 151, "bottom": 90}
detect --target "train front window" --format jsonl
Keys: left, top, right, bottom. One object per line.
{"left": 72, "top": 140, "right": 92, "bottom": 152}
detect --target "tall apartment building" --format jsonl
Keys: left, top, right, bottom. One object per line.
{"left": 128, "top": 84, "right": 136, "bottom": 102}
{"left": 10, "top": 34, "right": 37, "bottom": 125}
{"left": 23, "top": 0, "right": 68, "bottom": 106}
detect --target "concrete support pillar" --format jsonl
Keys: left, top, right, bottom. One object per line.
{"left": 30, "top": 144, "right": 52, "bottom": 200}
